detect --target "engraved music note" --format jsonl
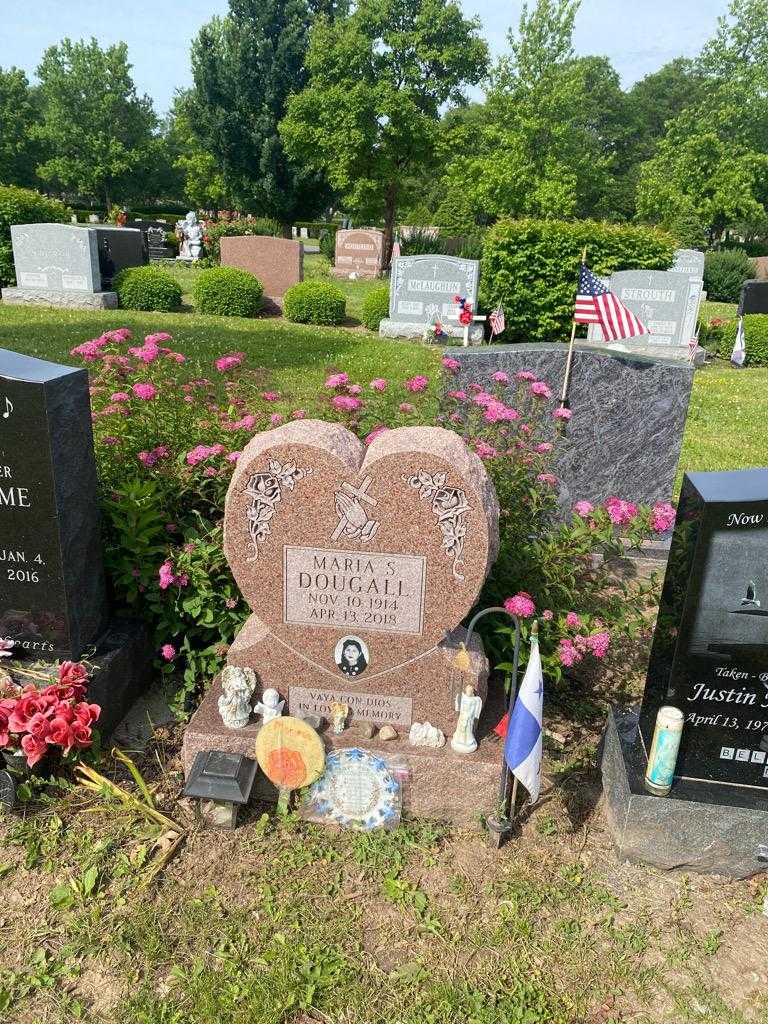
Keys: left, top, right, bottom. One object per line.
{"left": 1, "top": 398, "right": 12, "bottom": 419}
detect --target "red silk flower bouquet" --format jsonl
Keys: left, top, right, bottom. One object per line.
{"left": 453, "top": 295, "right": 474, "bottom": 326}
{"left": 0, "top": 662, "right": 101, "bottom": 767}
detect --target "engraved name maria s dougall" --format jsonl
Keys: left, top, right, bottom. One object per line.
{"left": 244, "top": 460, "right": 312, "bottom": 561}
{"left": 404, "top": 470, "right": 470, "bottom": 580}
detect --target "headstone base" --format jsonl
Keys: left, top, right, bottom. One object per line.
{"left": 601, "top": 706, "right": 768, "bottom": 879}
{"left": 330, "top": 267, "right": 381, "bottom": 280}
{"left": 85, "top": 620, "right": 153, "bottom": 738}
{"left": 182, "top": 673, "right": 507, "bottom": 825}
{"left": 0, "top": 287, "right": 118, "bottom": 310}
{"left": 380, "top": 318, "right": 485, "bottom": 343}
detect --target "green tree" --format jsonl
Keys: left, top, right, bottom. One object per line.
{"left": 279, "top": 0, "right": 488, "bottom": 262}
{"left": 35, "top": 38, "right": 156, "bottom": 210}
{"left": 626, "top": 59, "right": 704, "bottom": 164}
{"left": 166, "top": 92, "right": 230, "bottom": 211}
{"left": 0, "top": 67, "right": 43, "bottom": 188}
{"left": 189, "top": 0, "right": 333, "bottom": 232}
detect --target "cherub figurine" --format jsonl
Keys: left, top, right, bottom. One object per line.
{"left": 254, "top": 687, "right": 285, "bottom": 725}
{"left": 217, "top": 666, "right": 257, "bottom": 729}
{"left": 451, "top": 683, "right": 483, "bottom": 754}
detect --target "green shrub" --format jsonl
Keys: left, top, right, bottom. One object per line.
{"left": 361, "top": 285, "right": 390, "bottom": 331}
{"left": 704, "top": 249, "right": 754, "bottom": 303}
{"left": 719, "top": 315, "right": 768, "bottom": 366}
{"left": 164, "top": 231, "right": 180, "bottom": 253}
{"left": 319, "top": 228, "right": 336, "bottom": 262}
{"left": 283, "top": 280, "right": 346, "bottom": 325}
{"left": 201, "top": 218, "right": 280, "bottom": 265}
{"left": 114, "top": 266, "right": 182, "bottom": 312}
{"left": 401, "top": 227, "right": 445, "bottom": 256}
{"left": 193, "top": 267, "right": 263, "bottom": 317}
{"left": 480, "top": 218, "right": 677, "bottom": 344}
{"left": 0, "top": 185, "right": 71, "bottom": 287}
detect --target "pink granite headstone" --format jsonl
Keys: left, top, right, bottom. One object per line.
{"left": 220, "top": 235, "right": 303, "bottom": 313}
{"left": 332, "top": 229, "right": 384, "bottom": 278}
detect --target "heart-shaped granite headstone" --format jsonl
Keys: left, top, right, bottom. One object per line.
{"left": 223, "top": 421, "right": 499, "bottom": 730}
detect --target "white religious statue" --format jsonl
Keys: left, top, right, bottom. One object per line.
{"left": 451, "top": 683, "right": 483, "bottom": 754}
{"left": 254, "top": 687, "right": 285, "bottom": 725}
{"left": 217, "top": 666, "right": 257, "bottom": 729}
{"left": 177, "top": 211, "right": 204, "bottom": 261}
{"left": 409, "top": 721, "right": 446, "bottom": 748}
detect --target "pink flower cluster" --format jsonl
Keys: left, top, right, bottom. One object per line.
{"left": 405, "top": 375, "right": 429, "bottom": 393}
{"left": 504, "top": 592, "right": 536, "bottom": 618}
{"left": 185, "top": 443, "right": 225, "bottom": 466}
{"left": 158, "top": 559, "right": 189, "bottom": 590}
{"left": 559, "top": 631, "right": 611, "bottom": 667}
{"left": 138, "top": 445, "right": 170, "bottom": 468}
{"left": 0, "top": 662, "right": 99, "bottom": 767}
{"left": 604, "top": 496, "right": 638, "bottom": 526}
{"left": 442, "top": 357, "right": 460, "bottom": 374}
{"left": 331, "top": 395, "right": 362, "bottom": 413}
{"left": 325, "top": 372, "right": 349, "bottom": 389}
{"left": 215, "top": 352, "right": 245, "bottom": 372}
{"left": 650, "top": 501, "right": 676, "bottom": 533}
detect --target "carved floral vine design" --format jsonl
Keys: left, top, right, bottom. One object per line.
{"left": 404, "top": 470, "right": 470, "bottom": 580}
{"left": 244, "top": 460, "right": 312, "bottom": 561}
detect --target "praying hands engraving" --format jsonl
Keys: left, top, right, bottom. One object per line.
{"left": 331, "top": 476, "right": 380, "bottom": 543}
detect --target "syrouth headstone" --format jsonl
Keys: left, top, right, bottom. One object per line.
{"left": 0, "top": 223, "right": 123, "bottom": 309}
{"left": 0, "top": 349, "right": 108, "bottom": 658}
{"left": 332, "top": 228, "right": 384, "bottom": 278}
{"left": 380, "top": 254, "right": 482, "bottom": 341}
{"left": 640, "top": 468, "right": 768, "bottom": 792}
{"left": 220, "top": 235, "right": 303, "bottom": 313}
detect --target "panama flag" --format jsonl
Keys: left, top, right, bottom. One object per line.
{"left": 503, "top": 633, "right": 544, "bottom": 802}
{"left": 731, "top": 316, "right": 746, "bottom": 367}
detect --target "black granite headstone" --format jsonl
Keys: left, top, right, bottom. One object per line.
{"left": 640, "top": 468, "right": 768, "bottom": 795}
{"left": 738, "top": 280, "right": 768, "bottom": 316}
{"left": 93, "top": 227, "right": 146, "bottom": 286}
{"left": 0, "top": 349, "right": 108, "bottom": 658}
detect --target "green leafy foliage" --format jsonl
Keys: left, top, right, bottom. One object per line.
{"left": 361, "top": 285, "right": 390, "bottom": 331}
{"left": 720, "top": 314, "right": 768, "bottom": 366}
{"left": 0, "top": 184, "right": 71, "bottom": 287}
{"left": 480, "top": 217, "right": 676, "bottom": 344}
{"left": 0, "top": 67, "right": 43, "bottom": 189}
{"left": 200, "top": 218, "right": 280, "bottom": 266}
{"left": 115, "top": 266, "right": 183, "bottom": 312}
{"left": 703, "top": 248, "right": 754, "bottom": 303}
{"left": 283, "top": 280, "right": 346, "bottom": 325}
{"left": 318, "top": 228, "right": 336, "bottom": 262}
{"left": 192, "top": 266, "right": 264, "bottom": 317}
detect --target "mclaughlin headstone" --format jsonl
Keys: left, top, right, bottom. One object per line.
{"left": 183, "top": 419, "right": 508, "bottom": 822}
{"left": 601, "top": 467, "right": 768, "bottom": 878}
{"left": 379, "top": 255, "right": 483, "bottom": 342}
{"left": 0, "top": 350, "right": 152, "bottom": 736}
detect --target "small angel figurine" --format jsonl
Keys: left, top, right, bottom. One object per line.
{"left": 217, "top": 666, "right": 257, "bottom": 729}
{"left": 451, "top": 683, "right": 483, "bottom": 754}
{"left": 254, "top": 687, "right": 285, "bottom": 725}
{"left": 330, "top": 701, "right": 349, "bottom": 734}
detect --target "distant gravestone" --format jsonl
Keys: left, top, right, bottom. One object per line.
{"left": 220, "top": 235, "right": 303, "bottom": 313}
{"left": 672, "top": 249, "right": 705, "bottom": 279}
{"left": 738, "top": 280, "right": 768, "bottom": 316}
{"left": 0, "top": 349, "right": 107, "bottom": 657}
{"left": 0, "top": 223, "right": 125, "bottom": 309}
{"left": 93, "top": 226, "right": 146, "bottom": 286}
{"left": 380, "top": 254, "right": 482, "bottom": 342}
{"left": 128, "top": 219, "right": 173, "bottom": 260}
{"left": 586, "top": 269, "right": 699, "bottom": 359}
{"left": 332, "top": 228, "right": 384, "bottom": 278}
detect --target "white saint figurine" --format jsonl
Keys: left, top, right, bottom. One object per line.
{"left": 451, "top": 683, "right": 483, "bottom": 754}
{"left": 253, "top": 687, "right": 285, "bottom": 725}
{"left": 218, "top": 666, "right": 257, "bottom": 729}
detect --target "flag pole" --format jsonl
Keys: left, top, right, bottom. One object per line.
{"left": 559, "top": 246, "right": 587, "bottom": 410}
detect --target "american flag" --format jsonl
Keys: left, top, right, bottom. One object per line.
{"left": 489, "top": 302, "right": 505, "bottom": 336}
{"left": 574, "top": 264, "right": 649, "bottom": 342}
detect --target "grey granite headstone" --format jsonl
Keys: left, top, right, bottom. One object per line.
{"left": 444, "top": 343, "right": 693, "bottom": 511}
{"left": 1, "top": 223, "right": 118, "bottom": 309}
{"left": 380, "top": 255, "right": 482, "bottom": 341}
{"left": 0, "top": 349, "right": 107, "bottom": 658}
{"left": 672, "top": 249, "right": 705, "bottom": 279}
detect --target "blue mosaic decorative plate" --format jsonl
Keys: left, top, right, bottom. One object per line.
{"left": 301, "top": 747, "right": 401, "bottom": 830}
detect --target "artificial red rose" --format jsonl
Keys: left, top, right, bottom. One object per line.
{"left": 73, "top": 702, "right": 101, "bottom": 726}
{"left": 58, "top": 662, "right": 89, "bottom": 688}
{"left": 26, "top": 712, "right": 52, "bottom": 741}
{"left": 54, "top": 702, "right": 76, "bottom": 724}
{"left": 70, "top": 720, "right": 93, "bottom": 749}
{"left": 459, "top": 308, "right": 472, "bottom": 326}
{"left": 48, "top": 717, "right": 74, "bottom": 752}
{"left": 8, "top": 694, "right": 43, "bottom": 732}
{"left": 21, "top": 733, "right": 48, "bottom": 767}
{"left": 36, "top": 691, "right": 60, "bottom": 716}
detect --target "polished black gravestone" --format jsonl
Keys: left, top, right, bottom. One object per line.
{"left": 0, "top": 349, "right": 150, "bottom": 735}
{"left": 602, "top": 469, "right": 768, "bottom": 877}
{"left": 0, "top": 350, "right": 107, "bottom": 658}
{"left": 738, "top": 280, "right": 768, "bottom": 316}
{"left": 93, "top": 226, "right": 146, "bottom": 287}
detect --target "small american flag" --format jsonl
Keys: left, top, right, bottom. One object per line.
{"left": 489, "top": 302, "right": 505, "bottom": 336}
{"left": 391, "top": 235, "right": 401, "bottom": 260}
{"left": 574, "top": 264, "right": 649, "bottom": 342}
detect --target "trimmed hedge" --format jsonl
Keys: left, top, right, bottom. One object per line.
{"left": 202, "top": 219, "right": 280, "bottom": 265}
{"left": 361, "top": 285, "right": 390, "bottom": 331}
{"left": 114, "top": 266, "right": 182, "bottom": 312}
{"left": 703, "top": 249, "right": 754, "bottom": 303}
{"left": 0, "top": 185, "right": 71, "bottom": 287}
{"left": 294, "top": 221, "right": 340, "bottom": 237}
{"left": 283, "top": 280, "right": 346, "bottom": 325}
{"left": 719, "top": 315, "right": 768, "bottom": 366}
{"left": 193, "top": 267, "right": 263, "bottom": 317}
{"left": 480, "top": 218, "right": 677, "bottom": 344}
{"left": 319, "top": 228, "right": 336, "bottom": 262}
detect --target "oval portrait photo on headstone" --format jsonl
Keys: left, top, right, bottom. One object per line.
{"left": 335, "top": 635, "right": 369, "bottom": 678}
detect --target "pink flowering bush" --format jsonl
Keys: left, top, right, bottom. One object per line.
{"left": 0, "top": 661, "right": 99, "bottom": 768}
